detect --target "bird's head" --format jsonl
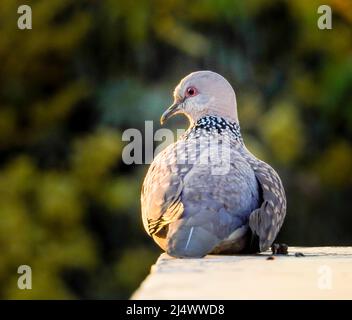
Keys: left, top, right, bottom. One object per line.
{"left": 160, "top": 70, "right": 238, "bottom": 126}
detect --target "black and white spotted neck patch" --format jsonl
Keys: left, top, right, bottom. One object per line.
{"left": 184, "top": 115, "right": 243, "bottom": 143}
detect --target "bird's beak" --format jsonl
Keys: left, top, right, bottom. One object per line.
{"left": 160, "top": 102, "right": 181, "bottom": 125}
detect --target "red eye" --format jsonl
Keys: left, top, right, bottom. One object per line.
{"left": 185, "top": 86, "right": 198, "bottom": 97}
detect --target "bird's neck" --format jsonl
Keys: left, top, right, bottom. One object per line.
{"left": 185, "top": 115, "right": 243, "bottom": 143}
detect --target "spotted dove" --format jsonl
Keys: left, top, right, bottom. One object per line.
{"left": 141, "top": 71, "right": 286, "bottom": 258}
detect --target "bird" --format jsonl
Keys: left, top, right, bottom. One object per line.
{"left": 141, "top": 71, "right": 286, "bottom": 258}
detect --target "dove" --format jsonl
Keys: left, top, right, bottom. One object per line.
{"left": 141, "top": 71, "right": 286, "bottom": 258}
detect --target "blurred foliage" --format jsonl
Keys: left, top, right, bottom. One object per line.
{"left": 0, "top": 0, "right": 351, "bottom": 298}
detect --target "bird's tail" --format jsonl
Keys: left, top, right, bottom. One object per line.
{"left": 166, "top": 219, "right": 220, "bottom": 258}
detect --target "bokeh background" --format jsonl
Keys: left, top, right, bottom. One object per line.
{"left": 0, "top": 0, "right": 351, "bottom": 299}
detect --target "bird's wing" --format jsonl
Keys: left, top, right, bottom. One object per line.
{"left": 141, "top": 144, "right": 186, "bottom": 236}
{"left": 240, "top": 147, "right": 287, "bottom": 251}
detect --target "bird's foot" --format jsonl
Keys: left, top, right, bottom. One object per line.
{"left": 271, "top": 243, "right": 288, "bottom": 255}
{"left": 294, "top": 252, "right": 305, "bottom": 257}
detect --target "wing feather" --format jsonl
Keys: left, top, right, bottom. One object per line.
{"left": 240, "top": 147, "right": 287, "bottom": 251}
{"left": 141, "top": 144, "right": 186, "bottom": 236}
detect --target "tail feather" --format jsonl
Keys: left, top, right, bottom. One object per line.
{"left": 166, "top": 220, "right": 220, "bottom": 258}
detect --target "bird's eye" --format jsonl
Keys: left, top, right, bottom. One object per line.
{"left": 185, "top": 86, "right": 198, "bottom": 97}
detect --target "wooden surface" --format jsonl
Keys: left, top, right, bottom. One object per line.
{"left": 131, "top": 247, "right": 352, "bottom": 300}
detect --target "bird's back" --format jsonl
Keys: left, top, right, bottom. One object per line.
{"left": 141, "top": 116, "right": 260, "bottom": 257}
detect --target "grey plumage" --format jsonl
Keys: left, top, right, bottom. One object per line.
{"left": 141, "top": 71, "right": 286, "bottom": 258}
